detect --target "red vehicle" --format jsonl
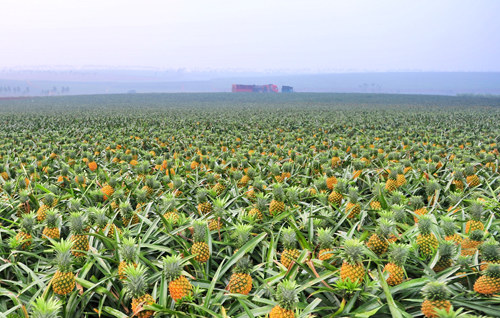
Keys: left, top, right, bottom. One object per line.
{"left": 232, "top": 84, "right": 279, "bottom": 93}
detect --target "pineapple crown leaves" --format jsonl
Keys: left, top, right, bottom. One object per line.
{"left": 421, "top": 281, "right": 450, "bottom": 301}
{"left": 371, "top": 182, "right": 385, "bottom": 196}
{"left": 120, "top": 237, "right": 138, "bottom": 263}
{"left": 20, "top": 213, "right": 36, "bottom": 233}
{"left": 342, "top": 239, "right": 365, "bottom": 265}
{"left": 45, "top": 209, "right": 59, "bottom": 228}
{"left": 483, "top": 264, "right": 500, "bottom": 278}
{"left": 52, "top": 239, "right": 74, "bottom": 272}
{"left": 389, "top": 191, "right": 406, "bottom": 205}
{"left": 387, "top": 244, "right": 410, "bottom": 267}
{"left": 409, "top": 196, "right": 424, "bottom": 209}
{"left": 124, "top": 263, "right": 149, "bottom": 298}
{"left": 437, "top": 241, "right": 457, "bottom": 260}
{"left": 281, "top": 227, "right": 297, "bottom": 249}
{"left": 90, "top": 207, "right": 107, "bottom": 227}
{"left": 275, "top": 279, "right": 299, "bottom": 311}
{"left": 479, "top": 238, "right": 500, "bottom": 261}
{"left": 161, "top": 194, "right": 176, "bottom": 212}
{"left": 233, "top": 255, "right": 253, "bottom": 274}
{"left": 391, "top": 205, "right": 407, "bottom": 223}
{"left": 468, "top": 203, "right": 484, "bottom": 221}
{"left": 440, "top": 216, "right": 458, "bottom": 236}
{"left": 447, "top": 192, "right": 462, "bottom": 207}
{"left": 135, "top": 188, "right": 149, "bottom": 203}
{"left": 286, "top": 187, "right": 300, "bottom": 204}
{"left": 196, "top": 189, "right": 209, "bottom": 203}
{"left": 212, "top": 198, "right": 227, "bottom": 215}
{"left": 43, "top": 193, "right": 56, "bottom": 207}
{"left": 192, "top": 220, "right": 207, "bottom": 242}
{"left": 453, "top": 170, "right": 464, "bottom": 180}
{"left": 19, "top": 190, "right": 31, "bottom": 203}
{"left": 272, "top": 184, "right": 285, "bottom": 202}
{"left": 425, "top": 181, "right": 441, "bottom": 196}
{"left": 107, "top": 177, "right": 118, "bottom": 188}
{"left": 334, "top": 179, "right": 347, "bottom": 193}
{"left": 119, "top": 201, "right": 134, "bottom": 218}
{"left": 30, "top": 296, "right": 62, "bottom": 318}
{"left": 69, "top": 212, "right": 86, "bottom": 235}
{"left": 464, "top": 165, "right": 476, "bottom": 176}
{"left": 316, "top": 227, "right": 334, "bottom": 249}
{"left": 231, "top": 224, "right": 253, "bottom": 249}
{"left": 255, "top": 194, "right": 268, "bottom": 211}
{"left": 388, "top": 169, "right": 398, "bottom": 180}
{"left": 417, "top": 215, "right": 434, "bottom": 235}
{"left": 162, "top": 254, "right": 184, "bottom": 281}
{"left": 376, "top": 218, "right": 395, "bottom": 238}
{"left": 469, "top": 229, "right": 485, "bottom": 242}
{"left": 347, "top": 187, "right": 359, "bottom": 203}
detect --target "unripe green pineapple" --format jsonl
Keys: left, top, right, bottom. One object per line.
{"left": 340, "top": 239, "right": 365, "bottom": 283}
{"left": 280, "top": 227, "right": 300, "bottom": 269}
{"left": 30, "top": 296, "right": 62, "bottom": 318}
{"left": 52, "top": 239, "right": 75, "bottom": 296}
{"left": 69, "top": 212, "right": 89, "bottom": 257}
{"left": 316, "top": 227, "right": 334, "bottom": 261}
{"left": 164, "top": 255, "right": 193, "bottom": 301}
{"left": 421, "top": 282, "right": 451, "bottom": 318}
{"left": 191, "top": 220, "right": 210, "bottom": 263}
{"left": 269, "top": 184, "right": 286, "bottom": 215}
{"left": 416, "top": 215, "right": 438, "bottom": 258}
{"left": 383, "top": 244, "right": 409, "bottom": 286}
{"left": 269, "top": 280, "right": 298, "bottom": 318}
{"left": 124, "top": 264, "right": 155, "bottom": 318}
{"left": 433, "top": 241, "right": 457, "bottom": 272}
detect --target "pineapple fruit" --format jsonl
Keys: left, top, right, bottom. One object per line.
{"left": 383, "top": 244, "right": 409, "bottom": 286}
{"left": 124, "top": 264, "right": 156, "bottom": 318}
{"left": 269, "top": 280, "right": 298, "bottom": 318}
{"left": 340, "top": 239, "right": 365, "bottom": 283}
{"left": 191, "top": 220, "right": 210, "bottom": 263}
{"left": 316, "top": 227, "right": 334, "bottom": 261}
{"left": 164, "top": 255, "right": 193, "bottom": 301}
{"left": 52, "top": 239, "right": 76, "bottom": 296}
{"left": 421, "top": 282, "right": 451, "bottom": 318}
{"left": 280, "top": 227, "right": 300, "bottom": 269}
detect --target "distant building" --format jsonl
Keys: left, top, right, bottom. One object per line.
{"left": 232, "top": 84, "right": 278, "bottom": 93}
{"left": 282, "top": 86, "right": 294, "bottom": 93}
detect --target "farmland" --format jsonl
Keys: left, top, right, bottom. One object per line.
{"left": 1, "top": 93, "right": 500, "bottom": 317}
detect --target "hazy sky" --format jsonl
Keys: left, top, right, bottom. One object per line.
{"left": 1, "top": 0, "right": 500, "bottom": 72}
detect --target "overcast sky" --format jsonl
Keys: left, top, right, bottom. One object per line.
{"left": 1, "top": 0, "right": 499, "bottom": 72}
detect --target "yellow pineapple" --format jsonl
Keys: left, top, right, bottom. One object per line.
{"left": 421, "top": 282, "right": 451, "bottom": 318}
{"left": 383, "top": 244, "right": 409, "bottom": 286}
{"left": 191, "top": 221, "right": 210, "bottom": 263}
{"left": 340, "top": 239, "right": 366, "bottom": 283}
{"left": 269, "top": 280, "right": 298, "bottom": 318}
{"left": 124, "top": 264, "right": 156, "bottom": 318}
{"left": 280, "top": 227, "right": 300, "bottom": 269}
{"left": 163, "top": 255, "right": 193, "bottom": 301}
{"left": 52, "top": 239, "right": 76, "bottom": 296}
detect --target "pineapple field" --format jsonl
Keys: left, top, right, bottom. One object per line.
{"left": 1, "top": 93, "right": 500, "bottom": 318}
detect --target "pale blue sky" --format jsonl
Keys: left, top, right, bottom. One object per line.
{"left": 1, "top": 0, "right": 499, "bottom": 71}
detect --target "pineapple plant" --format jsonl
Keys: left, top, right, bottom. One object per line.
{"left": 227, "top": 255, "right": 253, "bottom": 295}
{"left": 118, "top": 237, "right": 138, "bottom": 280}
{"left": 316, "top": 227, "right": 334, "bottom": 261}
{"left": 367, "top": 218, "right": 394, "bottom": 255}
{"left": 124, "top": 264, "right": 156, "bottom": 318}
{"left": 248, "top": 193, "right": 267, "bottom": 221}
{"left": 269, "top": 184, "right": 286, "bottom": 216}
{"left": 465, "top": 165, "right": 480, "bottom": 187}
{"left": 101, "top": 177, "right": 116, "bottom": 200}
{"left": 328, "top": 178, "right": 346, "bottom": 206}
{"left": 42, "top": 209, "right": 60, "bottom": 240}
{"left": 340, "top": 239, "right": 366, "bottom": 283}
{"left": 465, "top": 202, "right": 485, "bottom": 234}
{"left": 52, "top": 239, "right": 75, "bottom": 296}
{"left": 461, "top": 230, "right": 484, "bottom": 256}
{"left": 385, "top": 169, "right": 398, "bottom": 192}
{"left": 191, "top": 220, "right": 210, "bottom": 263}
{"left": 433, "top": 241, "right": 457, "bottom": 272}
{"left": 416, "top": 215, "right": 438, "bottom": 258}
{"left": 452, "top": 170, "right": 465, "bottom": 191}
{"left": 16, "top": 213, "right": 36, "bottom": 250}
{"left": 69, "top": 212, "right": 89, "bottom": 257}
{"left": 325, "top": 169, "right": 337, "bottom": 190}
{"left": 280, "top": 227, "right": 300, "bottom": 269}
{"left": 345, "top": 187, "right": 361, "bottom": 219}
{"left": 162, "top": 194, "right": 179, "bottom": 225}
{"left": 196, "top": 189, "right": 212, "bottom": 215}
{"left": 269, "top": 280, "right": 298, "bottom": 318}
{"left": 421, "top": 282, "right": 452, "bottom": 318}
{"left": 383, "top": 244, "right": 409, "bottom": 286}
{"left": 208, "top": 198, "right": 225, "bottom": 231}
{"left": 410, "top": 196, "right": 427, "bottom": 223}
{"left": 17, "top": 190, "right": 32, "bottom": 216}
{"left": 120, "top": 201, "right": 139, "bottom": 226}
{"left": 479, "top": 238, "right": 500, "bottom": 271}
{"left": 474, "top": 264, "right": 500, "bottom": 295}
{"left": 425, "top": 181, "right": 440, "bottom": 205}
{"left": 29, "top": 296, "right": 62, "bottom": 318}
{"left": 164, "top": 255, "right": 193, "bottom": 301}
{"left": 441, "top": 216, "right": 462, "bottom": 244}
